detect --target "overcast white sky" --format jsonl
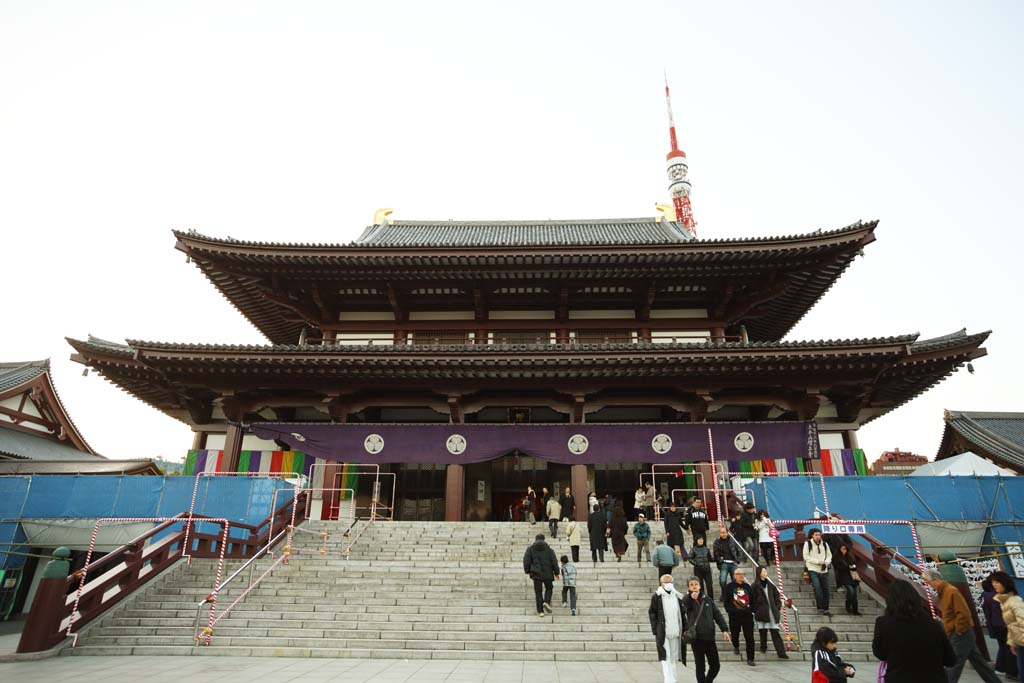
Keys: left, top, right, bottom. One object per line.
{"left": 2, "top": 1, "right": 1021, "bottom": 464}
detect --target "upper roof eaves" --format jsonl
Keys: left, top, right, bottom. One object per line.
{"left": 173, "top": 219, "right": 876, "bottom": 252}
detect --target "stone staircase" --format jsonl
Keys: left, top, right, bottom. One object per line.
{"left": 71, "top": 520, "right": 883, "bottom": 662}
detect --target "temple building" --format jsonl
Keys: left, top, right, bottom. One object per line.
{"left": 68, "top": 217, "right": 989, "bottom": 520}
{"left": 937, "top": 410, "right": 1024, "bottom": 474}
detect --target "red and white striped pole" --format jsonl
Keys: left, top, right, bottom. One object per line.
{"left": 67, "top": 517, "right": 229, "bottom": 642}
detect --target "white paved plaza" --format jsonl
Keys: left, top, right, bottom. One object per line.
{"left": 0, "top": 655, "right": 996, "bottom": 682}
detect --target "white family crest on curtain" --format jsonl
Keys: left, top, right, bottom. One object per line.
{"left": 567, "top": 434, "right": 589, "bottom": 455}
{"left": 651, "top": 434, "right": 673, "bottom": 455}
{"left": 364, "top": 434, "right": 384, "bottom": 454}
{"left": 446, "top": 434, "right": 467, "bottom": 455}
{"left": 734, "top": 432, "right": 755, "bottom": 452}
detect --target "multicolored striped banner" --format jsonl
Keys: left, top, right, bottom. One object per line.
{"left": 183, "top": 450, "right": 361, "bottom": 503}
{"left": 723, "top": 451, "right": 866, "bottom": 477}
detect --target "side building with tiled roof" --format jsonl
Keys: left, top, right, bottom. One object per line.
{"left": 937, "top": 411, "right": 1024, "bottom": 474}
{"left": 69, "top": 216, "right": 990, "bottom": 521}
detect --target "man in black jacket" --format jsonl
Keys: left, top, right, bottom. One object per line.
{"left": 663, "top": 500, "right": 686, "bottom": 556}
{"left": 559, "top": 486, "right": 575, "bottom": 520}
{"left": 682, "top": 576, "right": 731, "bottom": 683}
{"left": 737, "top": 503, "right": 757, "bottom": 560}
{"left": 684, "top": 498, "right": 710, "bottom": 546}
{"left": 712, "top": 526, "right": 742, "bottom": 592}
{"left": 523, "top": 534, "right": 559, "bottom": 617}
{"left": 722, "top": 567, "right": 756, "bottom": 667}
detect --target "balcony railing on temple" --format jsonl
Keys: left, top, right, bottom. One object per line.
{"left": 320, "top": 330, "right": 738, "bottom": 346}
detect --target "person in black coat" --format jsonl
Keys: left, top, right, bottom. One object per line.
{"left": 684, "top": 498, "right": 711, "bottom": 546}
{"left": 682, "top": 577, "right": 731, "bottom": 683}
{"left": 750, "top": 565, "right": 788, "bottom": 658}
{"left": 722, "top": 567, "right": 756, "bottom": 666}
{"left": 523, "top": 534, "right": 559, "bottom": 616}
{"left": 559, "top": 486, "right": 575, "bottom": 520}
{"left": 663, "top": 500, "right": 686, "bottom": 555}
{"left": 871, "top": 579, "right": 954, "bottom": 683}
{"left": 587, "top": 505, "right": 608, "bottom": 564}
{"left": 831, "top": 544, "right": 861, "bottom": 615}
{"left": 648, "top": 573, "right": 687, "bottom": 681}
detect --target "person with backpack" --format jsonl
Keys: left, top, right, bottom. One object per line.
{"left": 751, "top": 564, "right": 789, "bottom": 659}
{"left": 804, "top": 528, "right": 833, "bottom": 616}
{"left": 682, "top": 575, "right": 732, "bottom": 683}
{"left": 722, "top": 567, "right": 756, "bottom": 667}
{"left": 684, "top": 498, "right": 710, "bottom": 546}
{"left": 652, "top": 539, "right": 680, "bottom": 578}
{"left": 634, "top": 513, "right": 652, "bottom": 566}
{"left": 648, "top": 573, "right": 688, "bottom": 683}
{"left": 688, "top": 535, "right": 715, "bottom": 600}
{"left": 564, "top": 516, "right": 581, "bottom": 563}
{"left": 522, "top": 533, "right": 559, "bottom": 617}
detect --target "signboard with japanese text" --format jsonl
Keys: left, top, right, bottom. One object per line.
{"left": 822, "top": 523, "right": 866, "bottom": 535}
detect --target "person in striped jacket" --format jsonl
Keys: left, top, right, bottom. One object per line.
{"left": 811, "top": 627, "right": 856, "bottom": 683}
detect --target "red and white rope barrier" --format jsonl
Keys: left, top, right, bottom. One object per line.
{"left": 771, "top": 518, "right": 936, "bottom": 619}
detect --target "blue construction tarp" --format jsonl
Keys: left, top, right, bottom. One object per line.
{"left": 761, "top": 475, "right": 1024, "bottom": 575}
{"left": 1, "top": 475, "right": 295, "bottom": 567}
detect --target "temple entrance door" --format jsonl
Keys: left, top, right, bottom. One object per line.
{"left": 464, "top": 452, "right": 572, "bottom": 521}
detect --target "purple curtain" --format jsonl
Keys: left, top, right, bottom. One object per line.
{"left": 251, "top": 421, "right": 820, "bottom": 465}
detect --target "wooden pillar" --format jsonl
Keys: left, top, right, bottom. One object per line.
{"left": 190, "top": 431, "right": 208, "bottom": 451}
{"left": 845, "top": 429, "right": 860, "bottom": 450}
{"left": 445, "top": 464, "right": 465, "bottom": 521}
{"left": 223, "top": 423, "right": 244, "bottom": 473}
{"left": 571, "top": 464, "right": 589, "bottom": 521}
{"left": 445, "top": 397, "right": 465, "bottom": 521}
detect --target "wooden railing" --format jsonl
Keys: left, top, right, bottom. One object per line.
{"left": 320, "top": 331, "right": 741, "bottom": 347}
{"left": 17, "top": 491, "right": 307, "bottom": 654}
{"left": 775, "top": 522, "right": 989, "bottom": 657}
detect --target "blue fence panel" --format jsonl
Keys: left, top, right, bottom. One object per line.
{"left": 820, "top": 477, "right": 866, "bottom": 521}
{"left": 856, "top": 477, "right": 911, "bottom": 521}
{"left": 156, "top": 477, "right": 198, "bottom": 518}
{"left": 64, "top": 476, "right": 120, "bottom": 518}
{"left": 111, "top": 476, "right": 163, "bottom": 518}
{"left": 951, "top": 478, "right": 989, "bottom": 521}
{"left": 0, "top": 477, "right": 30, "bottom": 519}
{"left": 20, "top": 477, "right": 75, "bottom": 517}
{"left": 764, "top": 478, "right": 823, "bottom": 522}
{"left": 903, "top": 477, "right": 960, "bottom": 521}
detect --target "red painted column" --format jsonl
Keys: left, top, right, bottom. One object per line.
{"left": 571, "top": 464, "right": 589, "bottom": 521}
{"left": 222, "top": 424, "right": 244, "bottom": 473}
{"left": 445, "top": 465, "right": 465, "bottom": 521}
{"left": 17, "top": 548, "right": 71, "bottom": 653}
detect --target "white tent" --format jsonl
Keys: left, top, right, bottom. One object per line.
{"left": 910, "top": 451, "right": 1015, "bottom": 477}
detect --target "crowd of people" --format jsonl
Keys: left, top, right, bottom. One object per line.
{"left": 519, "top": 484, "right": 1024, "bottom": 683}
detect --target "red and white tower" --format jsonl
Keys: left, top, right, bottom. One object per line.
{"left": 664, "top": 77, "right": 697, "bottom": 237}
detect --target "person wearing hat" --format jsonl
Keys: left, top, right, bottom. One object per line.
{"left": 634, "top": 513, "right": 652, "bottom": 566}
